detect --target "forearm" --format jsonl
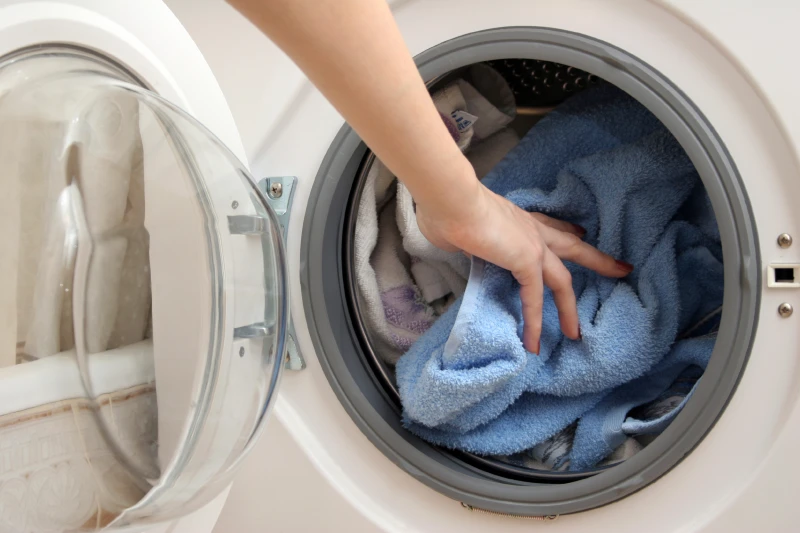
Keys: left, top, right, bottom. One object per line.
{"left": 227, "top": 0, "right": 479, "bottom": 213}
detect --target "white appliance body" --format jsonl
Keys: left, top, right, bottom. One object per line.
{"left": 0, "top": 1, "right": 265, "bottom": 532}
{"left": 0, "top": 0, "right": 797, "bottom": 531}
{"left": 165, "top": 1, "right": 800, "bottom": 532}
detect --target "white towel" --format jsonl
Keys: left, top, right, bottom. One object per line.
{"left": 354, "top": 66, "right": 520, "bottom": 363}
{"left": 72, "top": 93, "right": 142, "bottom": 355}
{"left": 4, "top": 88, "right": 150, "bottom": 362}
{"left": 0, "top": 116, "right": 24, "bottom": 367}
{"left": 396, "top": 73, "right": 519, "bottom": 306}
{"left": 354, "top": 162, "right": 412, "bottom": 364}
{"left": 395, "top": 184, "right": 469, "bottom": 303}
{"left": 433, "top": 83, "right": 474, "bottom": 151}
{"left": 8, "top": 118, "right": 75, "bottom": 360}
{"left": 106, "top": 140, "right": 151, "bottom": 350}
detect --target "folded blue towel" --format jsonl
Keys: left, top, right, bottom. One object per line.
{"left": 395, "top": 86, "right": 724, "bottom": 470}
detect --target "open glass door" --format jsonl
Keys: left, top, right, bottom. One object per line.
{"left": 0, "top": 46, "right": 288, "bottom": 531}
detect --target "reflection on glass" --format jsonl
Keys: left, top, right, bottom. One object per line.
{"left": 0, "top": 47, "right": 286, "bottom": 532}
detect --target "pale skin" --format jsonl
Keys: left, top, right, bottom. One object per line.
{"left": 228, "top": 0, "right": 633, "bottom": 354}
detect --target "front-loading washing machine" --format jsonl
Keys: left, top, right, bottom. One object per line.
{"left": 1, "top": 0, "right": 799, "bottom": 532}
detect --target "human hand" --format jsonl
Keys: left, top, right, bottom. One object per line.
{"left": 415, "top": 179, "right": 633, "bottom": 354}
{"left": 231, "top": 0, "right": 630, "bottom": 354}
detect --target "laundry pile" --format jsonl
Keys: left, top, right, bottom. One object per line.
{"left": 355, "top": 66, "right": 723, "bottom": 471}
{"left": 354, "top": 64, "right": 520, "bottom": 364}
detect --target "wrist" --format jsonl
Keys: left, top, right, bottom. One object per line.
{"left": 407, "top": 158, "right": 482, "bottom": 219}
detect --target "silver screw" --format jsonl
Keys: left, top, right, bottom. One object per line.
{"left": 778, "top": 233, "right": 793, "bottom": 248}
{"left": 779, "top": 302, "right": 793, "bottom": 318}
{"left": 269, "top": 182, "right": 283, "bottom": 198}
{"left": 239, "top": 346, "right": 245, "bottom": 357}
{"left": 231, "top": 200, "right": 239, "bottom": 209}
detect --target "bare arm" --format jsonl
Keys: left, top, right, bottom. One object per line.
{"left": 228, "top": 0, "right": 631, "bottom": 352}
{"left": 227, "top": 0, "right": 473, "bottom": 215}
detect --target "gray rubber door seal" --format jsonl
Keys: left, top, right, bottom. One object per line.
{"left": 300, "top": 27, "right": 760, "bottom": 515}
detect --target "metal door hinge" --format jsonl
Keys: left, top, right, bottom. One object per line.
{"left": 228, "top": 215, "right": 269, "bottom": 235}
{"left": 258, "top": 176, "right": 305, "bottom": 371}
{"left": 233, "top": 321, "right": 275, "bottom": 339}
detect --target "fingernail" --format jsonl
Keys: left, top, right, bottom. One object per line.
{"left": 577, "top": 326, "right": 582, "bottom": 340}
{"left": 572, "top": 224, "right": 587, "bottom": 237}
{"left": 616, "top": 260, "right": 634, "bottom": 273}
{"left": 535, "top": 340, "right": 541, "bottom": 355}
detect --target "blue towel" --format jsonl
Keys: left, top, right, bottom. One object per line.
{"left": 395, "top": 86, "right": 724, "bottom": 470}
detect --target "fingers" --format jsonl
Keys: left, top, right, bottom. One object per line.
{"left": 530, "top": 212, "right": 586, "bottom": 237}
{"left": 529, "top": 213, "right": 633, "bottom": 278}
{"left": 540, "top": 226, "right": 633, "bottom": 278}
{"left": 542, "top": 250, "right": 580, "bottom": 340}
{"left": 514, "top": 252, "right": 544, "bottom": 354}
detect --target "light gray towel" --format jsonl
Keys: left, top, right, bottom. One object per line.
{"left": 2, "top": 89, "right": 150, "bottom": 362}
{"left": 354, "top": 68, "right": 519, "bottom": 363}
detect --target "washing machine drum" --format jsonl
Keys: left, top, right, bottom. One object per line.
{"left": 302, "top": 28, "right": 760, "bottom": 517}
{"left": 0, "top": 47, "right": 288, "bottom": 531}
